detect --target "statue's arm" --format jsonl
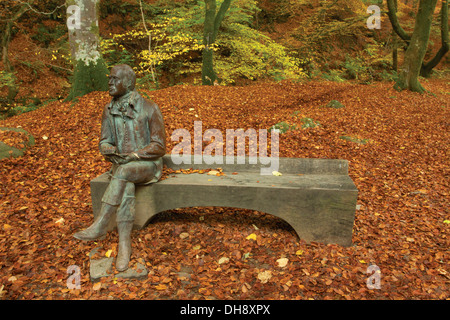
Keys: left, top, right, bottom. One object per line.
{"left": 136, "top": 102, "right": 166, "bottom": 160}
{"left": 99, "top": 103, "right": 117, "bottom": 156}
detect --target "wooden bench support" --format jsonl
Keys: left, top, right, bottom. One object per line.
{"left": 90, "top": 155, "right": 358, "bottom": 247}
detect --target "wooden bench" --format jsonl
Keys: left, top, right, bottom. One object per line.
{"left": 90, "top": 155, "right": 358, "bottom": 247}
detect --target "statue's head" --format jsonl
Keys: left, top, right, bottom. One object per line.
{"left": 108, "top": 64, "right": 136, "bottom": 98}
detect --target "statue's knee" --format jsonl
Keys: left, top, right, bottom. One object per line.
{"left": 114, "top": 165, "right": 130, "bottom": 180}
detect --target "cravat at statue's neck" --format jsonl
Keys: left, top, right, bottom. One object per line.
{"left": 114, "top": 91, "right": 133, "bottom": 104}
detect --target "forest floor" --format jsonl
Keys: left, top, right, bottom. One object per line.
{"left": 0, "top": 78, "right": 448, "bottom": 300}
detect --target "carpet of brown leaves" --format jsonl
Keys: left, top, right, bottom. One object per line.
{"left": 0, "top": 79, "right": 448, "bottom": 300}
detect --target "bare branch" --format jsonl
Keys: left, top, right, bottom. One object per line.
{"left": 139, "top": 0, "right": 156, "bottom": 83}
{"left": 12, "top": 0, "right": 65, "bottom": 16}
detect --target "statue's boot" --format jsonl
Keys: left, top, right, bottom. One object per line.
{"left": 74, "top": 177, "right": 128, "bottom": 241}
{"left": 73, "top": 203, "right": 117, "bottom": 241}
{"left": 116, "top": 221, "right": 133, "bottom": 271}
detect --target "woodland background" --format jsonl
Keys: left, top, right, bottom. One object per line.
{"left": 0, "top": 0, "right": 448, "bottom": 300}
{"left": 0, "top": 0, "right": 448, "bottom": 109}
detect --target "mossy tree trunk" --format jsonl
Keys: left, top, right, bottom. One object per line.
{"left": 395, "top": 0, "right": 438, "bottom": 93}
{"left": 202, "top": 0, "right": 232, "bottom": 85}
{"left": 388, "top": 0, "right": 448, "bottom": 92}
{"left": 66, "top": 0, "right": 109, "bottom": 101}
{"left": 420, "top": 0, "right": 449, "bottom": 77}
{"left": 391, "top": 0, "right": 398, "bottom": 72}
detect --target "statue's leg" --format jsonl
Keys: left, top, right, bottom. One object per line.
{"left": 115, "top": 182, "right": 135, "bottom": 271}
{"left": 73, "top": 177, "right": 128, "bottom": 241}
{"left": 112, "top": 162, "right": 156, "bottom": 271}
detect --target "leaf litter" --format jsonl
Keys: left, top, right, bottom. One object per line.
{"left": 0, "top": 79, "right": 448, "bottom": 300}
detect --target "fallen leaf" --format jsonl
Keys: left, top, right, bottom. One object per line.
{"left": 179, "top": 232, "right": 189, "bottom": 239}
{"left": 105, "top": 249, "right": 113, "bottom": 257}
{"left": 272, "top": 171, "right": 282, "bottom": 176}
{"left": 155, "top": 284, "right": 167, "bottom": 290}
{"left": 218, "top": 257, "right": 229, "bottom": 264}
{"left": 246, "top": 233, "right": 257, "bottom": 241}
{"left": 257, "top": 270, "right": 272, "bottom": 284}
{"left": 276, "top": 258, "right": 289, "bottom": 268}
{"left": 92, "top": 282, "right": 102, "bottom": 291}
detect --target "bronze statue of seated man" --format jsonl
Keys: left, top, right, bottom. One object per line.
{"left": 74, "top": 64, "right": 166, "bottom": 271}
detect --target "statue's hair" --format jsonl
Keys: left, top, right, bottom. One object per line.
{"left": 113, "top": 64, "right": 136, "bottom": 91}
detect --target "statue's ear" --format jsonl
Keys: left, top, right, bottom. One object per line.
{"left": 123, "top": 78, "right": 133, "bottom": 92}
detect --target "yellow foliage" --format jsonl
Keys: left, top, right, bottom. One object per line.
{"left": 100, "top": 9, "right": 308, "bottom": 85}
{"left": 101, "top": 16, "right": 205, "bottom": 80}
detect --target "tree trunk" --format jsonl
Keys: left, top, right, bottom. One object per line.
{"left": 392, "top": 34, "right": 398, "bottom": 72}
{"left": 66, "top": 0, "right": 109, "bottom": 101}
{"left": 1, "top": 21, "right": 18, "bottom": 103}
{"left": 201, "top": 0, "right": 232, "bottom": 85}
{"left": 202, "top": 0, "right": 217, "bottom": 85}
{"left": 420, "top": 0, "right": 449, "bottom": 77}
{"left": 202, "top": 47, "right": 216, "bottom": 85}
{"left": 386, "top": 0, "right": 411, "bottom": 43}
{"left": 391, "top": 0, "right": 398, "bottom": 72}
{"left": 1, "top": 3, "right": 28, "bottom": 103}
{"left": 395, "top": 0, "right": 438, "bottom": 93}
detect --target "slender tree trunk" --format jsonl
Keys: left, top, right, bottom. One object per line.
{"left": 139, "top": 0, "right": 157, "bottom": 85}
{"left": 1, "top": 21, "right": 18, "bottom": 102}
{"left": 202, "top": 0, "right": 217, "bottom": 85}
{"left": 395, "top": 0, "right": 438, "bottom": 93}
{"left": 202, "top": 0, "right": 232, "bottom": 85}
{"left": 391, "top": 0, "right": 398, "bottom": 72}
{"left": 392, "top": 33, "right": 398, "bottom": 72}
{"left": 66, "top": 0, "right": 109, "bottom": 101}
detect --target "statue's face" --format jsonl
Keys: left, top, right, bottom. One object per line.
{"left": 108, "top": 67, "right": 128, "bottom": 98}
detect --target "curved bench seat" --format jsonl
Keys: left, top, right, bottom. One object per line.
{"left": 90, "top": 155, "right": 358, "bottom": 246}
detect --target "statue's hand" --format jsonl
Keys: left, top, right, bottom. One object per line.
{"left": 101, "top": 144, "right": 117, "bottom": 155}
{"left": 111, "top": 153, "right": 139, "bottom": 165}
